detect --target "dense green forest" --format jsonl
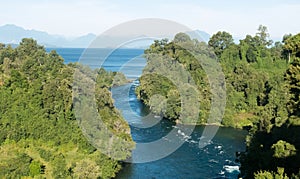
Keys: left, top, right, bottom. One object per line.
{"left": 1, "top": 26, "right": 299, "bottom": 178}
{"left": 136, "top": 26, "right": 300, "bottom": 178}
{"left": 0, "top": 39, "right": 134, "bottom": 178}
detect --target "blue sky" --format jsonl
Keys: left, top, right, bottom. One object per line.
{"left": 1, "top": 0, "right": 299, "bottom": 40}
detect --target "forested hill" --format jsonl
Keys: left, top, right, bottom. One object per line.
{"left": 0, "top": 38, "right": 134, "bottom": 178}
{"left": 136, "top": 26, "right": 300, "bottom": 178}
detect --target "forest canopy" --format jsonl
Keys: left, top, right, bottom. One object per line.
{"left": 0, "top": 38, "right": 134, "bottom": 178}
{"left": 1, "top": 25, "right": 300, "bottom": 178}
{"left": 136, "top": 26, "right": 300, "bottom": 178}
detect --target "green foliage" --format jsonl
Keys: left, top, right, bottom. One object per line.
{"left": 29, "top": 160, "right": 43, "bottom": 176}
{"left": 240, "top": 34, "right": 300, "bottom": 178}
{"left": 174, "top": 32, "right": 192, "bottom": 43}
{"left": 137, "top": 26, "right": 288, "bottom": 127}
{"left": 272, "top": 140, "right": 296, "bottom": 158}
{"left": 73, "top": 159, "right": 101, "bottom": 178}
{"left": 208, "top": 31, "right": 234, "bottom": 58}
{"left": 255, "top": 168, "right": 289, "bottom": 179}
{"left": 284, "top": 34, "right": 300, "bottom": 58}
{"left": 113, "top": 72, "right": 128, "bottom": 86}
{"left": 0, "top": 151, "right": 32, "bottom": 177}
{"left": 137, "top": 29, "right": 300, "bottom": 178}
{"left": 285, "top": 58, "right": 300, "bottom": 117}
{"left": 256, "top": 25, "right": 273, "bottom": 47}
{"left": 240, "top": 124, "right": 300, "bottom": 178}
{"left": 283, "top": 33, "right": 300, "bottom": 63}
{"left": 0, "top": 38, "right": 133, "bottom": 178}
{"left": 137, "top": 35, "right": 211, "bottom": 124}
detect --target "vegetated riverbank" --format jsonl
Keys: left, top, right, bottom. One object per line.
{"left": 0, "top": 39, "right": 134, "bottom": 178}
{"left": 136, "top": 29, "right": 288, "bottom": 128}
{"left": 134, "top": 28, "right": 300, "bottom": 178}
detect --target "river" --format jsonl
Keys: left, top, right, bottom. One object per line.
{"left": 112, "top": 82, "right": 247, "bottom": 179}
{"left": 49, "top": 48, "right": 248, "bottom": 178}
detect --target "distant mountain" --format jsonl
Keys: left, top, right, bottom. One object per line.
{"left": 0, "top": 24, "right": 211, "bottom": 48}
{"left": 0, "top": 24, "right": 97, "bottom": 48}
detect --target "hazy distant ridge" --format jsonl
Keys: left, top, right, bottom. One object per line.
{"left": 0, "top": 24, "right": 97, "bottom": 48}
{"left": 0, "top": 24, "right": 211, "bottom": 48}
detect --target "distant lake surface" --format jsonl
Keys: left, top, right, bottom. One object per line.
{"left": 48, "top": 48, "right": 247, "bottom": 178}
{"left": 46, "top": 48, "right": 146, "bottom": 79}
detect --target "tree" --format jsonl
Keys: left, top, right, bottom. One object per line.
{"left": 246, "top": 46, "right": 258, "bottom": 63}
{"left": 271, "top": 41, "right": 283, "bottom": 61}
{"left": 285, "top": 57, "right": 300, "bottom": 116}
{"left": 282, "top": 34, "right": 293, "bottom": 63}
{"left": 0, "top": 43, "right": 5, "bottom": 50}
{"left": 282, "top": 34, "right": 292, "bottom": 44}
{"left": 255, "top": 168, "right": 289, "bottom": 179}
{"left": 174, "top": 32, "right": 191, "bottom": 43}
{"left": 29, "top": 161, "right": 43, "bottom": 177}
{"left": 73, "top": 159, "right": 101, "bottom": 178}
{"left": 272, "top": 140, "right": 296, "bottom": 158}
{"left": 239, "top": 35, "right": 260, "bottom": 63}
{"left": 17, "top": 38, "right": 44, "bottom": 57}
{"left": 208, "top": 31, "right": 234, "bottom": 58}
{"left": 0, "top": 38, "right": 134, "bottom": 178}
{"left": 283, "top": 33, "right": 300, "bottom": 63}
{"left": 256, "top": 25, "right": 273, "bottom": 47}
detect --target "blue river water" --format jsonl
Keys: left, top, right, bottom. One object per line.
{"left": 112, "top": 83, "right": 247, "bottom": 179}
{"left": 47, "top": 48, "right": 247, "bottom": 179}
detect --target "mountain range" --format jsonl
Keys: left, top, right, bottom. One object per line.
{"left": 0, "top": 24, "right": 97, "bottom": 48}
{"left": 0, "top": 24, "right": 211, "bottom": 48}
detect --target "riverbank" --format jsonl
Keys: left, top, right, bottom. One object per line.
{"left": 112, "top": 83, "right": 248, "bottom": 179}
{"left": 119, "top": 80, "right": 251, "bottom": 130}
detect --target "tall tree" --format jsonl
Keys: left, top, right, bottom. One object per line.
{"left": 256, "top": 25, "right": 273, "bottom": 47}
{"left": 283, "top": 33, "right": 300, "bottom": 63}
{"left": 174, "top": 32, "right": 192, "bottom": 43}
{"left": 282, "top": 34, "right": 292, "bottom": 44}
{"left": 239, "top": 35, "right": 260, "bottom": 63}
{"left": 285, "top": 57, "right": 300, "bottom": 117}
{"left": 208, "top": 31, "right": 234, "bottom": 58}
{"left": 282, "top": 34, "right": 293, "bottom": 63}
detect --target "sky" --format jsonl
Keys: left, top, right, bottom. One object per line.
{"left": 0, "top": 0, "right": 299, "bottom": 40}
